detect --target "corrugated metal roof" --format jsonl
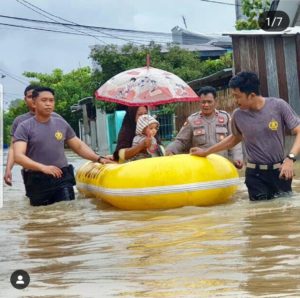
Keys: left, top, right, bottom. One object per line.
{"left": 188, "top": 68, "right": 233, "bottom": 89}
{"left": 224, "top": 26, "right": 300, "bottom": 36}
{"left": 160, "top": 43, "right": 227, "bottom": 52}
{"left": 172, "top": 26, "right": 232, "bottom": 42}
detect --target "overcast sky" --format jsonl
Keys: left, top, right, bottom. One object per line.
{"left": 0, "top": 0, "right": 237, "bottom": 108}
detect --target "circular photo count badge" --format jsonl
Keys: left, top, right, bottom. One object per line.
{"left": 259, "top": 11, "right": 290, "bottom": 32}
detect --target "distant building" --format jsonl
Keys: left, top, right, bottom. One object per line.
{"left": 171, "top": 26, "right": 232, "bottom": 48}
{"left": 160, "top": 43, "right": 228, "bottom": 60}
{"left": 90, "top": 26, "right": 231, "bottom": 70}
{"left": 171, "top": 26, "right": 232, "bottom": 59}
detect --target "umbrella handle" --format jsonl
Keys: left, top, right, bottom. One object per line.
{"left": 146, "top": 54, "right": 150, "bottom": 69}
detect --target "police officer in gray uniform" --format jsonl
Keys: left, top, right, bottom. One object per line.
{"left": 4, "top": 85, "right": 62, "bottom": 187}
{"left": 13, "top": 87, "right": 114, "bottom": 206}
{"left": 166, "top": 86, "right": 243, "bottom": 169}
{"left": 191, "top": 72, "right": 300, "bottom": 201}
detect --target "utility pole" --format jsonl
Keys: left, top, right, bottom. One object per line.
{"left": 182, "top": 15, "right": 187, "bottom": 29}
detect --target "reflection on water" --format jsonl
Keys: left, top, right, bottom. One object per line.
{"left": 241, "top": 203, "right": 300, "bottom": 297}
{"left": 1, "top": 150, "right": 300, "bottom": 297}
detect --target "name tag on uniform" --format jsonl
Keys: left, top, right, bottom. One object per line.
{"left": 193, "top": 129, "right": 205, "bottom": 136}
{"left": 194, "top": 119, "right": 202, "bottom": 125}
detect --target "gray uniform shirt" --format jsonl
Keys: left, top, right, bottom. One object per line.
{"left": 166, "top": 110, "right": 243, "bottom": 161}
{"left": 231, "top": 97, "right": 300, "bottom": 164}
{"left": 14, "top": 116, "right": 76, "bottom": 169}
{"left": 11, "top": 111, "right": 61, "bottom": 136}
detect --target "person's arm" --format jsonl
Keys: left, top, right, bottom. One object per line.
{"left": 190, "top": 134, "right": 242, "bottom": 157}
{"left": 280, "top": 124, "right": 300, "bottom": 180}
{"left": 165, "top": 121, "right": 193, "bottom": 155}
{"left": 5, "top": 118, "right": 20, "bottom": 185}
{"left": 121, "top": 140, "right": 151, "bottom": 161}
{"left": 13, "top": 141, "right": 63, "bottom": 177}
{"left": 4, "top": 140, "right": 14, "bottom": 186}
{"left": 227, "top": 118, "right": 244, "bottom": 169}
{"left": 230, "top": 144, "right": 244, "bottom": 169}
{"left": 66, "top": 137, "right": 115, "bottom": 164}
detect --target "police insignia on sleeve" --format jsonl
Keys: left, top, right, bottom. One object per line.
{"left": 218, "top": 116, "right": 225, "bottom": 124}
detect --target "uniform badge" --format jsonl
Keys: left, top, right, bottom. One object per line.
{"left": 55, "top": 130, "right": 63, "bottom": 141}
{"left": 194, "top": 119, "right": 202, "bottom": 125}
{"left": 183, "top": 121, "right": 188, "bottom": 126}
{"left": 193, "top": 129, "right": 204, "bottom": 136}
{"left": 218, "top": 117, "right": 225, "bottom": 124}
{"left": 268, "top": 119, "right": 278, "bottom": 131}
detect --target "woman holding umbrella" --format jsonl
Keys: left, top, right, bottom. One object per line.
{"left": 96, "top": 63, "right": 199, "bottom": 162}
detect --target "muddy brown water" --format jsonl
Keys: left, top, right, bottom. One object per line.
{"left": 1, "top": 150, "right": 300, "bottom": 297}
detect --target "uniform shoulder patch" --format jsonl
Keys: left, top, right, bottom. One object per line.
{"left": 219, "top": 110, "right": 231, "bottom": 120}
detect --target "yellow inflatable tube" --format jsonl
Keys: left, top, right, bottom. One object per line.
{"left": 76, "top": 154, "right": 240, "bottom": 210}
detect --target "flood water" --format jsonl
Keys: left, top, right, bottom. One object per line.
{"left": 1, "top": 150, "right": 300, "bottom": 297}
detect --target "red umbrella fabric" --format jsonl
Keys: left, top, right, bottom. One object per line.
{"left": 95, "top": 66, "right": 199, "bottom": 106}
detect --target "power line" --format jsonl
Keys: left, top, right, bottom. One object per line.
{"left": 0, "top": 19, "right": 230, "bottom": 46}
{"left": 16, "top": 0, "right": 146, "bottom": 44}
{"left": 0, "top": 22, "right": 91, "bottom": 36}
{"left": 16, "top": 0, "right": 108, "bottom": 44}
{"left": 199, "top": 0, "right": 238, "bottom": 6}
{"left": 3, "top": 1, "right": 232, "bottom": 45}
{"left": 0, "top": 15, "right": 172, "bottom": 43}
{"left": 20, "top": 0, "right": 144, "bottom": 44}
{"left": 0, "top": 68, "right": 27, "bottom": 84}
{"left": 0, "top": 11, "right": 174, "bottom": 43}
{"left": 0, "top": 15, "right": 227, "bottom": 45}
{"left": 0, "top": 22, "right": 173, "bottom": 44}
{"left": 0, "top": 14, "right": 172, "bottom": 37}
{"left": 15, "top": 0, "right": 180, "bottom": 44}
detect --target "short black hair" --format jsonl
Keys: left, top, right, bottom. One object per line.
{"left": 24, "top": 84, "right": 39, "bottom": 96}
{"left": 229, "top": 71, "right": 260, "bottom": 95}
{"left": 197, "top": 86, "right": 217, "bottom": 98}
{"left": 32, "top": 87, "right": 55, "bottom": 99}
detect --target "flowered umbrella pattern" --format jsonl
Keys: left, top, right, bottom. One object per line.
{"left": 95, "top": 66, "right": 199, "bottom": 106}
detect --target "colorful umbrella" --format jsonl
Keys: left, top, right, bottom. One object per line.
{"left": 95, "top": 66, "right": 199, "bottom": 106}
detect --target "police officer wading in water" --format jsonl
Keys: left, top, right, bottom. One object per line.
{"left": 13, "top": 87, "right": 113, "bottom": 206}
{"left": 166, "top": 86, "right": 243, "bottom": 169}
{"left": 4, "top": 84, "right": 62, "bottom": 187}
{"left": 191, "top": 71, "right": 300, "bottom": 201}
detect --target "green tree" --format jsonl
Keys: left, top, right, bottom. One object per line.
{"left": 4, "top": 43, "right": 233, "bottom": 144}
{"left": 4, "top": 67, "right": 94, "bottom": 144}
{"left": 3, "top": 99, "right": 27, "bottom": 145}
{"left": 23, "top": 67, "right": 94, "bottom": 134}
{"left": 236, "top": 0, "right": 270, "bottom": 30}
{"left": 90, "top": 43, "right": 231, "bottom": 113}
